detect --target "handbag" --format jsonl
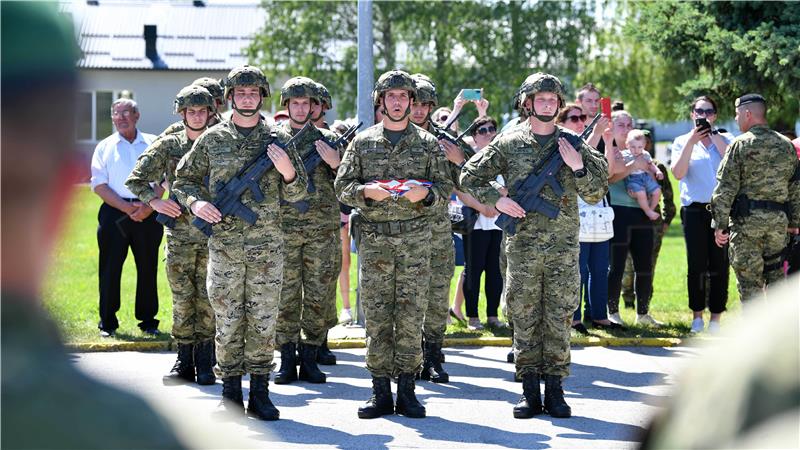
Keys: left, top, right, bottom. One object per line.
{"left": 578, "top": 197, "right": 614, "bottom": 242}
{"left": 450, "top": 203, "right": 478, "bottom": 235}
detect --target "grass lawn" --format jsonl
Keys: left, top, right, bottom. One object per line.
{"left": 43, "top": 175, "right": 739, "bottom": 344}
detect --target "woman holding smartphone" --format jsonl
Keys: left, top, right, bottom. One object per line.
{"left": 670, "top": 96, "right": 733, "bottom": 333}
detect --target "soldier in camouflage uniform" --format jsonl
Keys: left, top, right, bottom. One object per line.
{"left": 172, "top": 65, "right": 308, "bottom": 421}
{"left": 335, "top": 69, "right": 453, "bottom": 419}
{"left": 273, "top": 77, "right": 341, "bottom": 385}
{"left": 460, "top": 73, "right": 608, "bottom": 419}
{"left": 711, "top": 94, "right": 800, "bottom": 303}
{"left": 125, "top": 85, "right": 217, "bottom": 386}
{"left": 309, "top": 80, "right": 339, "bottom": 366}
{"left": 159, "top": 77, "right": 225, "bottom": 138}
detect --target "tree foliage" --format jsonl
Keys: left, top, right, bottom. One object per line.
{"left": 630, "top": 0, "right": 800, "bottom": 127}
{"left": 247, "top": 0, "right": 593, "bottom": 122}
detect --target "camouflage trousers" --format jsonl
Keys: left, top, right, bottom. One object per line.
{"left": 164, "top": 227, "right": 214, "bottom": 344}
{"left": 729, "top": 214, "right": 789, "bottom": 302}
{"left": 506, "top": 235, "right": 579, "bottom": 378}
{"left": 206, "top": 232, "right": 283, "bottom": 378}
{"left": 621, "top": 221, "right": 666, "bottom": 309}
{"left": 422, "top": 217, "right": 454, "bottom": 344}
{"left": 360, "top": 224, "right": 431, "bottom": 378}
{"left": 276, "top": 226, "right": 341, "bottom": 347}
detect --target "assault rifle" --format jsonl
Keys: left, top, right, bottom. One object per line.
{"left": 192, "top": 122, "right": 313, "bottom": 237}
{"left": 155, "top": 193, "right": 184, "bottom": 229}
{"left": 495, "top": 113, "right": 601, "bottom": 236}
{"left": 282, "top": 121, "right": 363, "bottom": 213}
{"left": 428, "top": 119, "right": 476, "bottom": 149}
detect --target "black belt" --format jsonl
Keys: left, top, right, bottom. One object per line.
{"left": 360, "top": 218, "right": 427, "bottom": 236}
{"left": 749, "top": 199, "right": 787, "bottom": 213}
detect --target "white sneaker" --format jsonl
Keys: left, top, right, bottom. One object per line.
{"left": 690, "top": 318, "right": 705, "bottom": 333}
{"left": 707, "top": 321, "right": 721, "bottom": 334}
{"left": 338, "top": 308, "right": 353, "bottom": 325}
{"left": 636, "top": 314, "right": 664, "bottom": 327}
{"left": 608, "top": 312, "right": 624, "bottom": 325}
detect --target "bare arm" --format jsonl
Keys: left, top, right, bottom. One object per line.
{"left": 671, "top": 126, "right": 708, "bottom": 180}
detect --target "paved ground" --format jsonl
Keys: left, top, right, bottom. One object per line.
{"left": 72, "top": 346, "right": 698, "bottom": 449}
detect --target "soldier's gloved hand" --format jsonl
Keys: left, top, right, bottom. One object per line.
{"left": 314, "top": 140, "right": 340, "bottom": 170}
{"left": 714, "top": 229, "right": 729, "bottom": 247}
{"left": 191, "top": 200, "right": 222, "bottom": 224}
{"left": 558, "top": 137, "right": 584, "bottom": 171}
{"left": 496, "top": 197, "right": 525, "bottom": 218}
{"left": 440, "top": 140, "right": 465, "bottom": 165}
{"left": 267, "top": 143, "right": 297, "bottom": 183}
{"left": 149, "top": 198, "right": 182, "bottom": 218}
{"left": 363, "top": 185, "right": 391, "bottom": 202}
{"left": 404, "top": 186, "right": 429, "bottom": 203}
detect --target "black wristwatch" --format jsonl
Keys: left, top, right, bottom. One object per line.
{"left": 573, "top": 168, "right": 587, "bottom": 178}
{"left": 422, "top": 189, "right": 435, "bottom": 206}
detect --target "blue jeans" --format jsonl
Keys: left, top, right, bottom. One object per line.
{"left": 574, "top": 241, "right": 610, "bottom": 322}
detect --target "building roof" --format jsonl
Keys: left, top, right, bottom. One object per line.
{"left": 63, "top": 0, "right": 265, "bottom": 71}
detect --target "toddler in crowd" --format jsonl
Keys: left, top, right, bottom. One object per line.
{"left": 622, "top": 129, "right": 663, "bottom": 220}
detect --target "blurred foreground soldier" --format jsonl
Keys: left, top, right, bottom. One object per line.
{"left": 126, "top": 85, "right": 217, "bottom": 386}
{"left": 640, "top": 277, "right": 800, "bottom": 449}
{"left": 91, "top": 102, "right": 161, "bottom": 336}
{"left": 460, "top": 73, "right": 608, "bottom": 418}
{"left": 710, "top": 94, "right": 800, "bottom": 303}
{"left": 173, "top": 64, "right": 308, "bottom": 421}
{"left": 160, "top": 77, "right": 224, "bottom": 137}
{"left": 336, "top": 69, "right": 453, "bottom": 418}
{"left": 274, "top": 77, "right": 340, "bottom": 385}
{"left": 0, "top": 2, "right": 184, "bottom": 448}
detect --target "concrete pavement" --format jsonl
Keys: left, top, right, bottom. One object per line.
{"left": 72, "top": 346, "right": 698, "bottom": 449}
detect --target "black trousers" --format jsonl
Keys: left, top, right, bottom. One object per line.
{"left": 97, "top": 202, "right": 163, "bottom": 332}
{"left": 681, "top": 203, "right": 729, "bottom": 313}
{"left": 463, "top": 229, "right": 503, "bottom": 318}
{"left": 608, "top": 205, "right": 654, "bottom": 315}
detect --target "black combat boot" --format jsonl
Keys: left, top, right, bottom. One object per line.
{"left": 395, "top": 373, "right": 426, "bottom": 418}
{"left": 247, "top": 374, "right": 280, "bottom": 421}
{"left": 316, "top": 332, "right": 337, "bottom": 365}
{"left": 274, "top": 343, "right": 297, "bottom": 384}
{"left": 194, "top": 339, "right": 216, "bottom": 385}
{"left": 507, "top": 348, "right": 515, "bottom": 364}
{"left": 220, "top": 375, "right": 244, "bottom": 413}
{"left": 513, "top": 373, "right": 542, "bottom": 418}
{"left": 357, "top": 376, "right": 394, "bottom": 419}
{"left": 298, "top": 343, "right": 326, "bottom": 383}
{"left": 163, "top": 343, "right": 195, "bottom": 385}
{"left": 543, "top": 374, "right": 572, "bottom": 418}
{"left": 420, "top": 341, "right": 449, "bottom": 383}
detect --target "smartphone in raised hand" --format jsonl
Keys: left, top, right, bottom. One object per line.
{"left": 461, "top": 89, "right": 482, "bottom": 101}
{"left": 601, "top": 97, "right": 612, "bottom": 119}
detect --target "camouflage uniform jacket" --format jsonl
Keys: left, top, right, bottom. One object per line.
{"left": 172, "top": 118, "right": 308, "bottom": 234}
{"left": 460, "top": 124, "right": 608, "bottom": 239}
{"left": 279, "top": 121, "right": 341, "bottom": 231}
{"left": 655, "top": 159, "right": 676, "bottom": 225}
{"left": 335, "top": 122, "right": 453, "bottom": 223}
{"left": 711, "top": 125, "right": 800, "bottom": 229}
{"left": 125, "top": 130, "right": 199, "bottom": 229}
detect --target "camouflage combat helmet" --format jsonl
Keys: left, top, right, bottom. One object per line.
{"left": 223, "top": 64, "right": 270, "bottom": 99}
{"left": 192, "top": 77, "right": 224, "bottom": 103}
{"left": 372, "top": 69, "right": 417, "bottom": 105}
{"left": 279, "top": 76, "right": 320, "bottom": 106}
{"left": 174, "top": 85, "right": 215, "bottom": 114}
{"left": 314, "top": 82, "right": 333, "bottom": 110}
{"left": 518, "top": 72, "right": 565, "bottom": 121}
{"left": 411, "top": 73, "right": 438, "bottom": 107}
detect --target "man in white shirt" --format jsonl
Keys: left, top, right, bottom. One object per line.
{"left": 90, "top": 98, "right": 162, "bottom": 337}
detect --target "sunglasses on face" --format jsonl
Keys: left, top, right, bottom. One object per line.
{"left": 693, "top": 108, "right": 716, "bottom": 115}
{"left": 566, "top": 114, "right": 587, "bottom": 123}
{"left": 476, "top": 126, "right": 497, "bottom": 135}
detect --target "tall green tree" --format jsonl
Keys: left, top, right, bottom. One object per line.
{"left": 631, "top": 0, "right": 800, "bottom": 128}
{"left": 247, "top": 0, "right": 593, "bottom": 121}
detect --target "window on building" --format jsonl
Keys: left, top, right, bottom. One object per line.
{"left": 76, "top": 90, "right": 131, "bottom": 142}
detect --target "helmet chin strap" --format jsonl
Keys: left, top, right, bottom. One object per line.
{"left": 288, "top": 107, "right": 313, "bottom": 126}
{"left": 231, "top": 97, "right": 262, "bottom": 117}
{"left": 183, "top": 109, "right": 212, "bottom": 132}
{"left": 382, "top": 104, "right": 411, "bottom": 123}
